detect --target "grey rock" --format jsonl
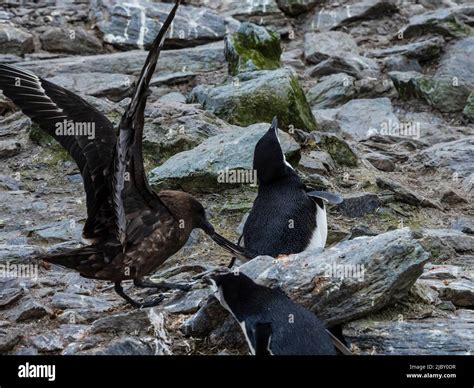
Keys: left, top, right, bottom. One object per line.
{"left": 343, "top": 309, "right": 474, "bottom": 355}
{"left": 143, "top": 102, "right": 229, "bottom": 162}
{"left": 349, "top": 225, "right": 378, "bottom": 239}
{"left": 183, "top": 297, "right": 228, "bottom": 337}
{"left": 62, "top": 272, "right": 97, "bottom": 296}
{"left": 157, "top": 92, "right": 187, "bottom": 104}
{"left": 276, "top": 0, "right": 320, "bottom": 16}
{"left": 307, "top": 73, "right": 356, "bottom": 108}
{"left": 367, "top": 37, "right": 444, "bottom": 61}
{"left": 40, "top": 27, "right": 103, "bottom": 54}
{"left": 419, "top": 229, "right": 474, "bottom": 261}
{"left": 366, "top": 152, "right": 396, "bottom": 172}
{"left": 337, "top": 192, "right": 381, "bottom": 218}
{"left": 14, "top": 347, "right": 39, "bottom": 355}
{"left": 383, "top": 55, "right": 422, "bottom": 72}
{"left": 0, "top": 174, "right": 21, "bottom": 191}
{"left": 164, "top": 288, "right": 211, "bottom": 314}
{"left": 31, "top": 332, "right": 64, "bottom": 353}
{"left": 91, "top": 309, "right": 150, "bottom": 334}
{"left": 335, "top": 98, "right": 399, "bottom": 140}
{"left": 307, "top": 54, "right": 380, "bottom": 80}
{"left": 451, "top": 217, "right": 474, "bottom": 234}
{"left": 210, "top": 0, "right": 288, "bottom": 35}
{"left": 7, "top": 297, "right": 51, "bottom": 322}
{"left": 417, "top": 137, "right": 474, "bottom": 180}
{"left": 436, "top": 37, "right": 474, "bottom": 88}
{"left": 353, "top": 76, "right": 395, "bottom": 99}
{"left": 19, "top": 42, "right": 225, "bottom": 78}
{"left": 308, "top": 0, "right": 399, "bottom": 32}
{"left": 398, "top": 111, "right": 467, "bottom": 145}
{"left": 0, "top": 329, "right": 22, "bottom": 353}
{"left": 376, "top": 177, "right": 442, "bottom": 209}
{"left": 439, "top": 278, "right": 474, "bottom": 307}
{"left": 304, "top": 31, "right": 359, "bottom": 64}
{"left": 26, "top": 220, "right": 83, "bottom": 243}
{"left": 390, "top": 71, "right": 471, "bottom": 113}
{"left": 151, "top": 71, "right": 196, "bottom": 86}
{"left": 420, "top": 264, "right": 462, "bottom": 280}
{"left": 401, "top": 5, "right": 474, "bottom": 39}
{"left": 224, "top": 22, "right": 281, "bottom": 76}
{"left": 411, "top": 282, "right": 440, "bottom": 305}
{"left": 51, "top": 292, "right": 115, "bottom": 312}
{"left": 208, "top": 314, "right": 245, "bottom": 349}
{"left": 92, "top": 337, "right": 154, "bottom": 355}
{"left": 311, "top": 108, "right": 341, "bottom": 133}
{"left": 0, "top": 54, "right": 22, "bottom": 64}
{"left": 189, "top": 68, "right": 316, "bottom": 131}
{"left": 0, "top": 139, "right": 21, "bottom": 159}
{"left": 56, "top": 309, "right": 104, "bottom": 325}
{"left": 298, "top": 151, "right": 335, "bottom": 175}
{"left": 58, "top": 324, "right": 90, "bottom": 342}
{"left": 0, "top": 287, "right": 23, "bottom": 307}
{"left": 240, "top": 228, "right": 429, "bottom": 326}
{"left": 0, "top": 244, "right": 42, "bottom": 264}
{"left": 149, "top": 123, "right": 300, "bottom": 193}
{"left": 0, "top": 25, "right": 34, "bottom": 55}
{"left": 46, "top": 73, "right": 132, "bottom": 102}
{"left": 99, "top": 1, "right": 226, "bottom": 49}
{"left": 440, "top": 189, "right": 468, "bottom": 205}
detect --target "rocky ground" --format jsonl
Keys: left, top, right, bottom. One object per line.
{"left": 0, "top": 0, "right": 473, "bottom": 355}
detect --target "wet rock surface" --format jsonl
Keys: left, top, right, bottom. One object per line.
{"left": 0, "top": 0, "right": 472, "bottom": 356}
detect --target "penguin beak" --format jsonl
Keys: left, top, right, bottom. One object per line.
{"left": 200, "top": 220, "right": 251, "bottom": 260}
{"left": 270, "top": 116, "right": 278, "bottom": 133}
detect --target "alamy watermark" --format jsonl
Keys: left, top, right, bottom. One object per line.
{"left": 217, "top": 168, "right": 257, "bottom": 186}
{"left": 55, "top": 119, "right": 95, "bottom": 140}
{"left": 367, "top": 120, "right": 421, "bottom": 139}
{"left": 0, "top": 261, "right": 38, "bottom": 280}
{"left": 323, "top": 263, "right": 366, "bottom": 281}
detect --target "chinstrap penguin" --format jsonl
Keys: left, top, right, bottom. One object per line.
{"left": 208, "top": 271, "right": 337, "bottom": 355}
{"left": 241, "top": 117, "right": 343, "bottom": 259}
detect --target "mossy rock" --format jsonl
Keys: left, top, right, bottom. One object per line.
{"left": 402, "top": 7, "right": 474, "bottom": 39}
{"left": 318, "top": 133, "right": 358, "bottom": 167}
{"left": 149, "top": 123, "right": 301, "bottom": 193}
{"left": 390, "top": 71, "right": 471, "bottom": 113}
{"left": 463, "top": 91, "right": 474, "bottom": 121}
{"left": 189, "top": 68, "right": 317, "bottom": 132}
{"left": 224, "top": 22, "right": 282, "bottom": 76}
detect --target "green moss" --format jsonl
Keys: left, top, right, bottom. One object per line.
{"left": 463, "top": 91, "right": 474, "bottom": 120}
{"left": 319, "top": 135, "right": 358, "bottom": 167}
{"left": 227, "top": 28, "right": 282, "bottom": 76}
{"left": 288, "top": 75, "right": 317, "bottom": 132}
{"left": 227, "top": 89, "right": 290, "bottom": 129}
{"left": 214, "top": 73, "right": 316, "bottom": 132}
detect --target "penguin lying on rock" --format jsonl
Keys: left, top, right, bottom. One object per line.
{"left": 208, "top": 271, "right": 341, "bottom": 355}
{"left": 237, "top": 117, "right": 342, "bottom": 263}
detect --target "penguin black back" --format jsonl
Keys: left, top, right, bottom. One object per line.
{"left": 244, "top": 117, "right": 317, "bottom": 257}
{"left": 210, "top": 272, "right": 336, "bottom": 355}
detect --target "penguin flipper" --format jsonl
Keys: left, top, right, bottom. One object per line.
{"left": 254, "top": 322, "right": 273, "bottom": 356}
{"left": 307, "top": 190, "right": 343, "bottom": 205}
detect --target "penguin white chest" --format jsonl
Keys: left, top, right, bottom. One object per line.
{"left": 306, "top": 204, "right": 328, "bottom": 251}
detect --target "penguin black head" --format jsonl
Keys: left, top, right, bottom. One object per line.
{"left": 253, "top": 117, "right": 293, "bottom": 185}
{"left": 208, "top": 271, "right": 259, "bottom": 320}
